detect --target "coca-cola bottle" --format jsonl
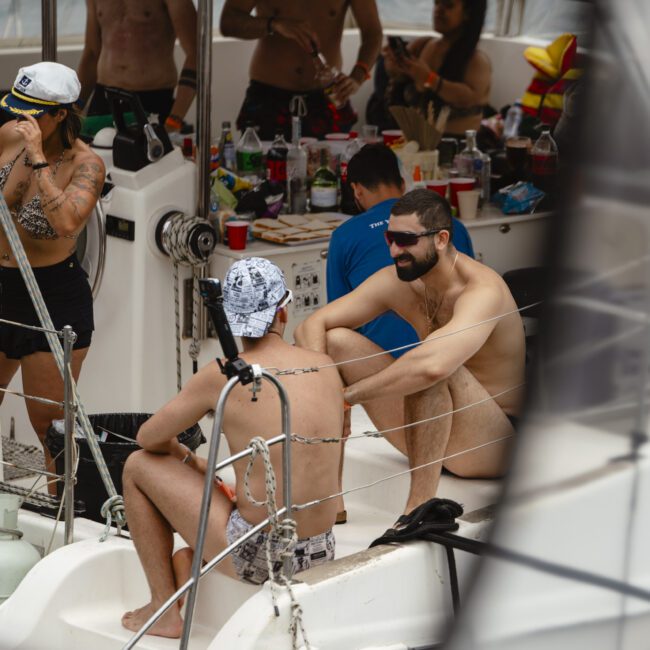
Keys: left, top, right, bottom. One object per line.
{"left": 339, "top": 133, "right": 361, "bottom": 215}
{"left": 531, "top": 129, "right": 559, "bottom": 197}
{"left": 266, "top": 131, "right": 289, "bottom": 185}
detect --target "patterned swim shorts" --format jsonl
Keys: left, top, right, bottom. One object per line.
{"left": 226, "top": 509, "right": 335, "bottom": 585}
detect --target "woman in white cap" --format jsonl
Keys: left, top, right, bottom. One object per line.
{"left": 0, "top": 62, "right": 105, "bottom": 483}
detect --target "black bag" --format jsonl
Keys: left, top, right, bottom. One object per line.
{"left": 105, "top": 87, "right": 172, "bottom": 171}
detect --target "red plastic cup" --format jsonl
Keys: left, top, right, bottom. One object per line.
{"left": 382, "top": 129, "right": 403, "bottom": 145}
{"left": 449, "top": 177, "right": 475, "bottom": 209}
{"left": 226, "top": 221, "right": 249, "bottom": 250}
{"left": 426, "top": 179, "right": 449, "bottom": 199}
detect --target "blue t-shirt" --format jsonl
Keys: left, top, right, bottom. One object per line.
{"left": 326, "top": 198, "right": 474, "bottom": 358}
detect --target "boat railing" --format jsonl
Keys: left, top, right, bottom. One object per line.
{"left": 0, "top": 318, "right": 77, "bottom": 545}
{"left": 123, "top": 366, "right": 293, "bottom": 650}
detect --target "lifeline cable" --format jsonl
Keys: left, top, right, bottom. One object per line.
{"left": 292, "top": 434, "right": 513, "bottom": 513}
{"left": 266, "top": 301, "right": 542, "bottom": 376}
{"left": 291, "top": 383, "right": 524, "bottom": 445}
{"left": 0, "top": 194, "right": 125, "bottom": 530}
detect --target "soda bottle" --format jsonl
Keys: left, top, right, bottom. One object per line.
{"left": 218, "top": 121, "right": 236, "bottom": 171}
{"left": 457, "top": 129, "right": 485, "bottom": 204}
{"left": 236, "top": 122, "right": 264, "bottom": 183}
{"left": 339, "top": 133, "right": 361, "bottom": 215}
{"left": 531, "top": 129, "right": 559, "bottom": 196}
{"left": 266, "top": 131, "right": 289, "bottom": 185}
{"left": 312, "top": 47, "right": 344, "bottom": 108}
{"left": 286, "top": 116, "right": 308, "bottom": 214}
{"left": 310, "top": 147, "right": 338, "bottom": 213}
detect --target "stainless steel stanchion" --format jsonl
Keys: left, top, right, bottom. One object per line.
{"left": 62, "top": 325, "right": 76, "bottom": 545}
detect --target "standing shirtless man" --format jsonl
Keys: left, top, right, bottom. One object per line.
{"left": 295, "top": 189, "right": 525, "bottom": 516}
{"left": 77, "top": 0, "right": 197, "bottom": 131}
{"left": 121, "top": 258, "right": 343, "bottom": 638}
{"left": 220, "top": 0, "right": 383, "bottom": 139}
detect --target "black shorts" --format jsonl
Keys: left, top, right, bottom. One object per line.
{"left": 0, "top": 255, "right": 94, "bottom": 360}
{"left": 87, "top": 83, "right": 175, "bottom": 123}
{"left": 236, "top": 80, "right": 357, "bottom": 141}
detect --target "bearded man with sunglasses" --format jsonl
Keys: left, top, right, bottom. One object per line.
{"left": 296, "top": 189, "right": 525, "bottom": 517}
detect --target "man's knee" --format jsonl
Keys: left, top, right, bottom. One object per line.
{"left": 123, "top": 448, "right": 153, "bottom": 480}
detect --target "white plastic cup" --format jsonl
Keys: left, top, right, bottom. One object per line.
{"left": 457, "top": 189, "right": 481, "bottom": 220}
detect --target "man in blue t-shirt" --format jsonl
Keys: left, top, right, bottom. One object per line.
{"left": 327, "top": 143, "right": 474, "bottom": 358}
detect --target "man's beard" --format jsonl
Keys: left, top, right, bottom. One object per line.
{"left": 393, "top": 248, "right": 439, "bottom": 281}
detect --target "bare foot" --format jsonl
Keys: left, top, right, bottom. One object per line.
{"left": 172, "top": 547, "right": 194, "bottom": 608}
{"left": 121, "top": 602, "right": 183, "bottom": 638}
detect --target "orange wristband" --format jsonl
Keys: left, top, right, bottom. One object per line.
{"left": 423, "top": 71, "right": 439, "bottom": 89}
{"left": 353, "top": 61, "right": 371, "bottom": 81}
{"left": 165, "top": 114, "right": 182, "bottom": 130}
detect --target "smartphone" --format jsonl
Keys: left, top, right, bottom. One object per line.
{"left": 388, "top": 36, "right": 410, "bottom": 60}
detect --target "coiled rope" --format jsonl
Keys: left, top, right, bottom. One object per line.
{"left": 160, "top": 213, "right": 210, "bottom": 391}
{"left": 244, "top": 436, "right": 311, "bottom": 650}
{"left": 0, "top": 194, "right": 125, "bottom": 532}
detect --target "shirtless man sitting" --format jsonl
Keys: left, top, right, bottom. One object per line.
{"left": 220, "top": 0, "right": 383, "bottom": 139}
{"left": 121, "top": 257, "right": 343, "bottom": 638}
{"left": 295, "top": 189, "right": 525, "bottom": 516}
{"left": 78, "top": 0, "right": 197, "bottom": 131}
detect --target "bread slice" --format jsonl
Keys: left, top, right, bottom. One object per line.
{"left": 252, "top": 218, "right": 286, "bottom": 230}
{"left": 278, "top": 214, "right": 309, "bottom": 227}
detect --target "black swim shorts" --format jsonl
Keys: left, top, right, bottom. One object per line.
{"left": 87, "top": 83, "right": 175, "bottom": 123}
{"left": 236, "top": 80, "right": 357, "bottom": 141}
{"left": 0, "top": 255, "right": 94, "bottom": 360}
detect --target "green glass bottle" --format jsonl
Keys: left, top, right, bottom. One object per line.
{"left": 309, "top": 148, "right": 338, "bottom": 213}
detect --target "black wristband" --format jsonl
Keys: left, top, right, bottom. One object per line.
{"left": 31, "top": 161, "right": 49, "bottom": 170}
{"left": 266, "top": 16, "right": 275, "bottom": 36}
{"left": 180, "top": 67, "right": 197, "bottom": 80}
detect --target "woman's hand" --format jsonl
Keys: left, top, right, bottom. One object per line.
{"left": 14, "top": 115, "right": 45, "bottom": 163}
{"left": 396, "top": 56, "right": 433, "bottom": 91}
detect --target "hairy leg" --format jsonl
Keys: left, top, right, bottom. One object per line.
{"left": 121, "top": 451, "right": 235, "bottom": 638}
{"left": 402, "top": 367, "right": 517, "bottom": 514}
{"left": 326, "top": 327, "right": 407, "bottom": 454}
{"left": 20, "top": 348, "right": 88, "bottom": 494}
{"left": 403, "top": 379, "right": 454, "bottom": 515}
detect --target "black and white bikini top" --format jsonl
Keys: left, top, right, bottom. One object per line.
{"left": 0, "top": 148, "right": 69, "bottom": 240}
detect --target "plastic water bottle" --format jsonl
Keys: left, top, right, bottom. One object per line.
{"left": 503, "top": 101, "right": 523, "bottom": 140}
{"left": 236, "top": 122, "right": 264, "bottom": 183}
{"left": 531, "top": 129, "right": 559, "bottom": 196}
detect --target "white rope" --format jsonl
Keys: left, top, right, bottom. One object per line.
{"left": 173, "top": 261, "right": 182, "bottom": 393}
{"left": 243, "top": 437, "right": 310, "bottom": 650}
{"left": 267, "top": 301, "right": 542, "bottom": 376}
{"left": 0, "top": 194, "right": 126, "bottom": 530}
{"left": 293, "top": 434, "right": 514, "bottom": 513}
{"left": 161, "top": 213, "right": 211, "bottom": 391}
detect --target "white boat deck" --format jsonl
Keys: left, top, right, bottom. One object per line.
{"left": 0, "top": 403, "right": 503, "bottom": 649}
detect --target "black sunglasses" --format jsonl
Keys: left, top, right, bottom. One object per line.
{"left": 384, "top": 228, "right": 446, "bottom": 247}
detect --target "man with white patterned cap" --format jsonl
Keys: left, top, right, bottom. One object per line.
{"left": 120, "top": 257, "right": 343, "bottom": 638}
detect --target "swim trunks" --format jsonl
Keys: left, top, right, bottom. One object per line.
{"left": 87, "top": 83, "right": 174, "bottom": 123}
{"left": 226, "top": 508, "right": 335, "bottom": 585}
{"left": 236, "top": 80, "right": 357, "bottom": 141}
{"left": 0, "top": 255, "right": 94, "bottom": 359}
